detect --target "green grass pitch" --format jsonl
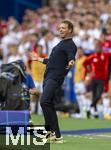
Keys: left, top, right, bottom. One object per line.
{"left": 32, "top": 114, "right": 111, "bottom": 150}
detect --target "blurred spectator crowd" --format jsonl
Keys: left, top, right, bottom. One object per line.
{"left": 0, "top": 0, "right": 111, "bottom": 119}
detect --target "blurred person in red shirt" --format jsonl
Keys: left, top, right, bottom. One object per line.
{"left": 83, "top": 42, "right": 111, "bottom": 117}
{"left": 0, "top": 18, "right": 7, "bottom": 38}
{"left": 98, "top": 29, "right": 111, "bottom": 52}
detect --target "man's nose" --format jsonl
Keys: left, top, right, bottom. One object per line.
{"left": 59, "top": 29, "right": 63, "bottom": 32}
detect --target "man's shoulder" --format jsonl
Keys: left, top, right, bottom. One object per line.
{"left": 65, "top": 39, "right": 77, "bottom": 51}
{"left": 54, "top": 38, "right": 77, "bottom": 52}
{"left": 62, "top": 38, "right": 76, "bottom": 46}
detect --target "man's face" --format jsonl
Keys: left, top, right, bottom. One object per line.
{"left": 95, "top": 44, "right": 102, "bottom": 53}
{"left": 30, "top": 35, "right": 37, "bottom": 43}
{"left": 58, "top": 23, "right": 72, "bottom": 39}
{"left": 45, "top": 32, "right": 53, "bottom": 41}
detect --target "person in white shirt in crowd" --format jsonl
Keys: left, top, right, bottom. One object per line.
{"left": 39, "top": 30, "right": 60, "bottom": 56}
{"left": 7, "top": 44, "right": 27, "bottom": 64}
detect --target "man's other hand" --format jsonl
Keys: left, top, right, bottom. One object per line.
{"left": 66, "top": 60, "right": 75, "bottom": 69}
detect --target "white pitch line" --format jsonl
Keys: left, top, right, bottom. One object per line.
{"left": 66, "top": 134, "right": 111, "bottom": 139}
{"left": 67, "top": 134, "right": 73, "bottom": 137}
{"left": 94, "top": 134, "right": 111, "bottom": 138}
{"left": 66, "top": 134, "right": 95, "bottom": 139}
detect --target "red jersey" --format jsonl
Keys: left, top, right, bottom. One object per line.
{"left": 83, "top": 52, "right": 111, "bottom": 82}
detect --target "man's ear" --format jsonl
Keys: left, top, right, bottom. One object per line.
{"left": 69, "top": 29, "right": 73, "bottom": 34}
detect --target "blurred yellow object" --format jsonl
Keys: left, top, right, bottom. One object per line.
{"left": 57, "top": 112, "right": 70, "bottom": 118}
{"left": 31, "top": 61, "right": 46, "bottom": 82}
{"left": 74, "top": 56, "right": 86, "bottom": 83}
{"left": 104, "top": 114, "right": 111, "bottom": 120}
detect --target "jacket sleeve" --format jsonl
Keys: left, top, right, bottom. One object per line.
{"left": 43, "top": 58, "right": 49, "bottom": 64}
{"left": 83, "top": 55, "right": 92, "bottom": 72}
{"left": 0, "top": 78, "right": 8, "bottom": 102}
{"left": 65, "top": 43, "right": 77, "bottom": 61}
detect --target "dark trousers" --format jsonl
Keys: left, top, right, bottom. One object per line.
{"left": 40, "top": 79, "right": 61, "bottom": 138}
{"left": 91, "top": 79, "right": 104, "bottom": 110}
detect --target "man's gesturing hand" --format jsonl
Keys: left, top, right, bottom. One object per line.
{"left": 29, "top": 51, "right": 44, "bottom": 63}
{"left": 29, "top": 52, "right": 39, "bottom": 61}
